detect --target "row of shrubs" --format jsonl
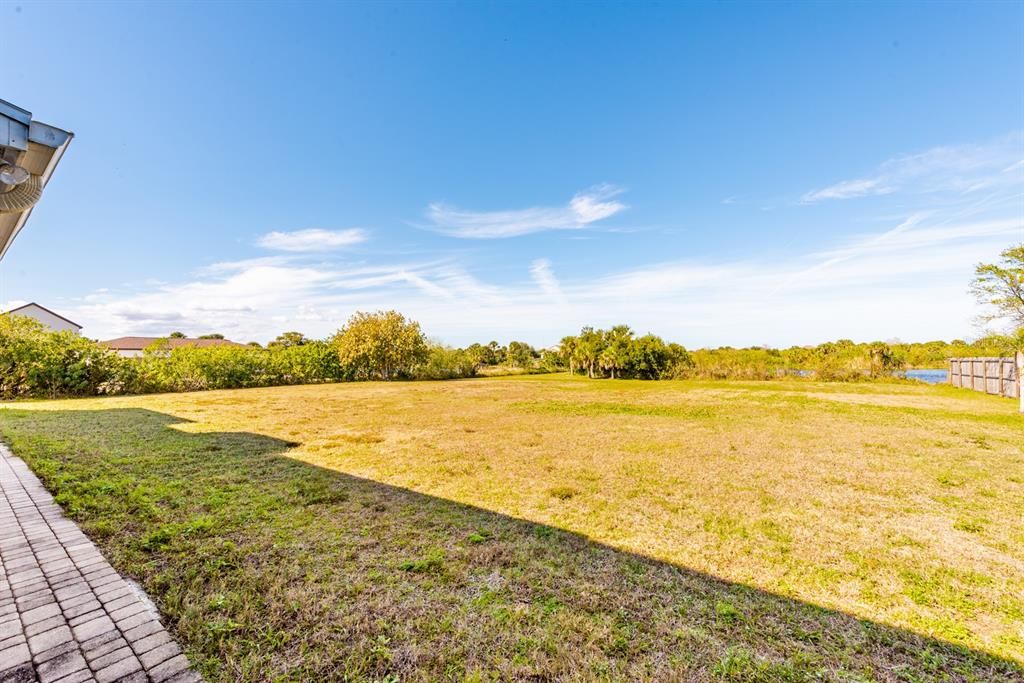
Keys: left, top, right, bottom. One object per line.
{"left": 0, "top": 313, "right": 479, "bottom": 399}
{"left": 555, "top": 326, "right": 1023, "bottom": 381}
{"left": 558, "top": 327, "right": 913, "bottom": 381}
{"left": 675, "top": 344, "right": 900, "bottom": 381}
{"left": 670, "top": 335, "right": 1022, "bottom": 381}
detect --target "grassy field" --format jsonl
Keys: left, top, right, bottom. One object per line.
{"left": 0, "top": 375, "right": 1022, "bottom": 681}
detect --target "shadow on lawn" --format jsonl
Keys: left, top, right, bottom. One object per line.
{"left": 0, "top": 406, "right": 1020, "bottom": 682}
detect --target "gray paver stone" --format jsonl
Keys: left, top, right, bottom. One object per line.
{"left": 93, "top": 654, "right": 143, "bottom": 683}
{"left": 71, "top": 615, "right": 114, "bottom": 642}
{"left": 26, "top": 625, "right": 72, "bottom": 656}
{"left": 0, "top": 662, "right": 34, "bottom": 683}
{"left": 149, "top": 654, "right": 190, "bottom": 682}
{"left": 36, "top": 650, "right": 87, "bottom": 683}
{"left": 139, "top": 641, "right": 182, "bottom": 669}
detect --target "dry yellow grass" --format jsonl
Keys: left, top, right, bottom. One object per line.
{"left": 1, "top": 375, "right": 1021, "bottom": 681}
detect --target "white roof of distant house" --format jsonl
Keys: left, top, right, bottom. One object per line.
{"left": 101, "top": 336, "right": 247, "bottom": 351}
{"left": 3, "top": 302, "right": 82, "bottom": 330}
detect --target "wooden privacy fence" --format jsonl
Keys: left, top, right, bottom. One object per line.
{"left": 948, "top": 353, "right": 1024, "bottom": 412}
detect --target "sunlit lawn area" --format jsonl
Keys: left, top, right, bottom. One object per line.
{"left": 1, "top": 375, "right": 1021, "bottom": 681}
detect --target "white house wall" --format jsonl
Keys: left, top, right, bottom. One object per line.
{"left": 10, "top": 304, "right": 81, "bottom": 334}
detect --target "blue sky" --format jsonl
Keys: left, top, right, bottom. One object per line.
{"left": 2, "top": 1, "right": 1022, "bottom": 346}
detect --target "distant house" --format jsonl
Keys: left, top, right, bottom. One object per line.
{"left": 3, "top": 302, "right": 82, "bottom": 334}
{"left": 102, "top": 336, "right": 247, "bottom": 358}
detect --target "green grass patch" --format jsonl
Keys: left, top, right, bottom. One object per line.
{"left": 514, "top": 399, "right": 715, "bottom": 418}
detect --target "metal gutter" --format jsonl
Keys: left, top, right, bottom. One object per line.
{"left": 0, "top": 99, "right": 73, "bottom": 260}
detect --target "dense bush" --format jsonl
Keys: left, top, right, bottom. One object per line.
{"left": 415, "top": 346, "right": 478, "bottom": 380}
{"left": 671, "top": 347, "right": 788, "bottom": 380}
{"left": 665, "top": 340, "right": 908, "bottom": 381}
{"left": 127, "top": 341, "right": 346, "bottom": 393}
{"left": 0, "top": 315, "right": 132, "bottom": 399}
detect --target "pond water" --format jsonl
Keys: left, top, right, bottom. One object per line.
{"left": 905, "top": 369, "right": 948, "bottom": 384}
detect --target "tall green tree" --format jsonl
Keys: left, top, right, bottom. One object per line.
{"left": 506, "top": 341, "right": 535, "bottom": 368}
{"left": 332, "top": 311, "right": 428, "bottom": 380}
{"left": 971, "top": 244, "right": 1024, "bottom": 329}
{"left": 628, "top": 334, "right": 687, "bottom": 379}
{"left": 464, "top": 343, "right": 496, "bottom": 368}
{"left": 487, "top": 341, "right": 507, "bottom": 365}
{"left": 559, "top": 335, "right": 579, "bottom": 375}
{"left": 269, "top": 331, "right": 309, "bottom": 349}
{"left": 577, "top": 327, "right": 605, "bottom": 378}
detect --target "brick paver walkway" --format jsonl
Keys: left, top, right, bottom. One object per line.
{"left": 0, "top": 445, "right": 201, "bottom": 683}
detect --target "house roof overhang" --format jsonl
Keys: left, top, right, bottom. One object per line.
{"left": 0, "top": 99, "right": 74, "bottom": 260}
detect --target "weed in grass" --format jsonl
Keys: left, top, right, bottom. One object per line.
{"left": 399, "top": 549, "right": 445, "bottom": 573}
{"left": 703, "top": 514, "right": 749, "bottom": 540}
{"left": 207, "top": 594, "right": 229, "bottom": 610}
{"left": 756, "top": 519, "right": 793, "bottom": 544}
{"left": 713, "top": 647, "right": 817, "bottom": 681}
{"left": 332, "top": 432, "right": 385, "bottom": 444}
{"left": 791, "top": 626, "right": 821, "bottom": 644}
{"left": 715, "top": 601, "right": 742, "bottom": 624}
{"left": 86, "top": 519, "right": 116, "bottom": 538}
{"left": 537, "top": 596, "right": 562, "bottom": 615}
{"left": 936, "top": 471, "right": 967, "bottom": 487}
{"left": 533, "top": 524, "right": 555, "bottom": 539}
{"left": 547, "top": 485, "right": 579, "bottom": 500}
{"left": 515, "top": 400, "right": 715, "bottom": 419}
{"left": 888, "top": 534, "right": 925, "bottom": 549}
{"left": 968, "top": 436, "right": 993, "bottom": 450}
{"left": 293, "top": 480, "right": 348, "bottom": 505}
{"left": 206, "top": 618, "right": 242, "bottom": 641}
{"left": 141, "top": 516, "right": 214, "bottom": 551}
{"left": 141, "top": 525, "right": 177, "bottom": 551}
{"left": 954, "top": 517, "right": 988, "bottom": 533}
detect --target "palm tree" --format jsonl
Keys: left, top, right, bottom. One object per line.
{"left": 577, "top": 327, "right": 605, "bottom": 378}
{"left": 559, "top": 335, "right": 579, "bottom": 375}
{"left": 600, "top": 325, "right": 633, "bottom": 379}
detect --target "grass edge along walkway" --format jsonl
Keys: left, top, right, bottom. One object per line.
{"left": 0, "top": 443, "right": 202, "bottom": 683}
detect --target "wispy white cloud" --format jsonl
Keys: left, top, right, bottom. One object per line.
{"left": 530, "top": 258, "right": 567, "bottom": 307}
{"left": 425, "top": 184, "right": 627, "bottom": 238}
{"left": 257, "top": 228, "right": 368, "bottom": 251}
{"left": 802, "top": 178, "right": 895, "bottom": 202}
{"left": 202, "top": 256, "right": 295, "bottom": 274}
{"left": 66, "top": 208, "right": 1020, "bottom": 348}
{"left": 801, "top": 132, "right": 1024, "bottom": 203}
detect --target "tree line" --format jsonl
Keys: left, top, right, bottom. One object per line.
{"left": 1, "top": 243, "right": 1019, "bottom": 399}
{"left": 1, "top": 309, "right": 1016, "bottom": 400}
